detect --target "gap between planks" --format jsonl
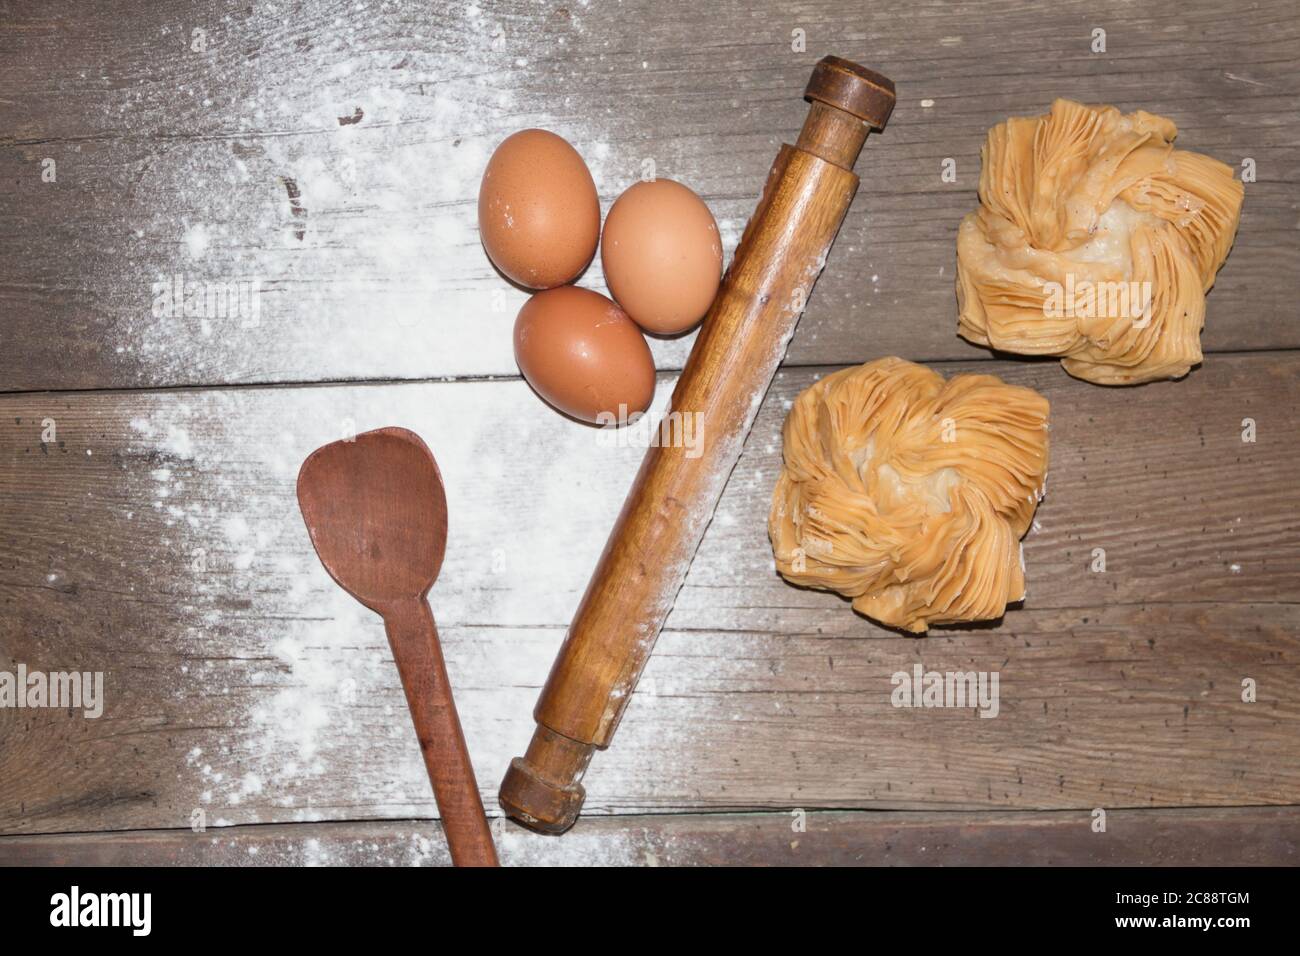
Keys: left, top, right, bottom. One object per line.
{"left": 1, "top": 346, "right": 1296, "bottom": 400}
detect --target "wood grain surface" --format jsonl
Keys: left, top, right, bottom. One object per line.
{"left": 2, "top": 0, "right": 1298, "bottom": 864}
{"left": 4, "top": 807, "right": 1297, "bottom": 866}
{"left": 1, "top": 0, "right": 1296, "bottom": 390}
{"left": 2, "top": 355, "right": 1296, "bottom": 836}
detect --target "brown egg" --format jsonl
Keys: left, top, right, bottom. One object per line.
{"left": 479, "top": 129, "right": 600, "bottom": 289}
{"left": 514, "top": 286, "right": 656, "bottom": 424}
{"left": 601, "top": 179, "right": 723, "bottom": 335}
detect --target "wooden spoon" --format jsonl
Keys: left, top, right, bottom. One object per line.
{"left": 297, "top": 426, "right": 498, "bottom": 867}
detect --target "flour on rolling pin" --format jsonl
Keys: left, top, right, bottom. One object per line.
{"left": 601, "top": 222, "right": 842, "bottom": 725}
{"left": 500, "top": 57, "right": 896, "bottom": 834}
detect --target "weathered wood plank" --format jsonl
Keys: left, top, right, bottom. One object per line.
{"left": 1, "top": 353, "right": 1296, "bottom": 834}
{"left": 1, "top": 0, "right": 1295, "bottom": 390}
{"left": 3, "top": 807, "right": 1297, "bottom": 866}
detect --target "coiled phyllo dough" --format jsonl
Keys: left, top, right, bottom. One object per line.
{"left": 956, "top": 99, "right": 1243, "bottom": 385}
{"left": 769, "top": 358, "right": 1049, "bottom": 633}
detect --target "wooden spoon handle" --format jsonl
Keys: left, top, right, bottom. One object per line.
{"left": 384, "top": 598, "right": 499, "bottom": 867}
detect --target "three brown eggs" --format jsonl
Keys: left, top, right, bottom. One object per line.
{"left": 479, "top": 129, "right": 723, "bottom": 423}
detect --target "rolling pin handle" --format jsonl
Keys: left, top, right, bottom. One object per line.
{"left": 804, "top": 55, "right": 896, "bottom": 131}
{"left": 796, "top": 57, "right": 896, "bottom": 171}
{"left": 499, "top": 725, "right": 594, "bottom": 834}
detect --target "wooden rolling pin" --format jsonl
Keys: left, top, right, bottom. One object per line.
{"left": 499, "top": 56, "right": 896, "bottom": 833}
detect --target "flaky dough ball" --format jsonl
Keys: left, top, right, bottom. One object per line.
{"left": 769, "top": 358, "right": 1049, "bottom": 633}
{"left": 956, "top": 100, "right": 1243, "bottom": 385}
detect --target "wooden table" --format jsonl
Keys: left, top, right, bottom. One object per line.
{"left": 2, "top": 0, "right": 1297, "bottom": 866}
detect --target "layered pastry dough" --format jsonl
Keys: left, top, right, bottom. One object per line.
{"left": 956, "top": 99, "right": 1243, "bottom": 384}
{"left": 769, "top": 358, "right": 1049, "bottom": 633}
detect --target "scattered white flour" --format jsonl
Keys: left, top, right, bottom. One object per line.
{"left": 188, "top": 818, "right": 668, "bottom": 867}
{"left": 111, "top": 4, "right": 751, "bottom": 387}
{"left": 55, "top": 4, "right": 831, "bottom": 858}
{"left": 117, "top": 376, "right": 756, "bottom": 834}
{"left": 182, "top": 222, "right": 211, "bottom": 259}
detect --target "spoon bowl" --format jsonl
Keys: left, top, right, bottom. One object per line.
{"left": 297, "top": 427, "right": 447, "bottom": 610}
